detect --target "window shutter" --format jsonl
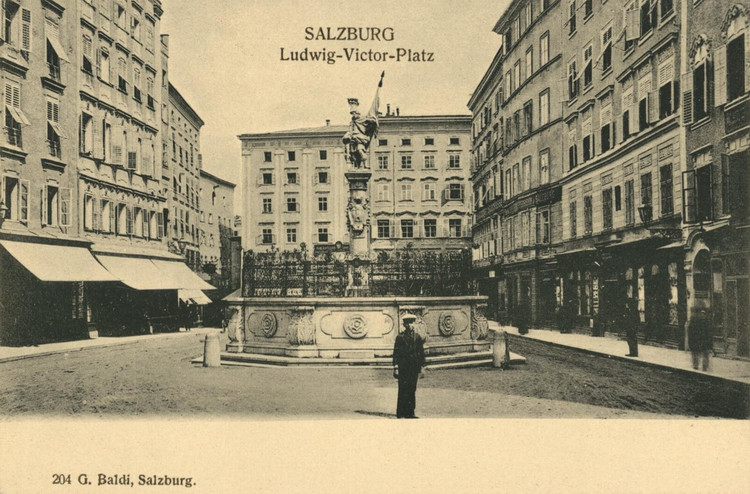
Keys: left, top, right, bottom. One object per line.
{"left": 78, "top": 114, "right": 84, "bottom": 153}
{"left": 92, "top": 117, "right": 104, "bottom": 159}
{"left": 60, "top": 188, "right": 71, "bottom": 227}
{"left": 111, "top": 124, "right": 123, "bottom": 165}
{"left": 681, "top": 72, "right": 693, "bottom": 125}
{"left": 714, "top": 44, "right": 727, "bottom": 106}
{"left": 92, "top": 197, "right": 101, "bottom": 231}
{"left": 109, "top": 202, "right": 116, "bottom": 233}
{"left": 41, "top": 186, "right": 47, "bottom": 225}
{"left": 648, "top": 90, "right": 658, "bottom": 123}
{"left": 682, "top": 170, "right": 696, "bottom": 223}
{"left": 157, "top": 211, "right": 164, "bottom": 238}
{"left": 0, "top": 2, "right": 5, "bottom": 42}
{"left": 21, "top": 9, "right": 32, "bottom": 52}
{"left": 143, "top": 209, "right": 149, "bottom": 237}
{"left": 19, "top": 179, "right": 29, "bottom": 222}
{"left": 96, "top": 49, "right": 102, "bottom": 78}
{"left": 126, "top": 206, "right": 133, "bottom": 235}
{"left": 658, "top": 59, "right": 674, "bottom": 87}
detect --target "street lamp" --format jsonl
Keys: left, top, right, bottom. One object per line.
{"left": 637, "top": 204, "right": 653, "bottom": 225}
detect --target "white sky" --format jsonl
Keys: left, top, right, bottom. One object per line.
{"left": 161, "top": 0, "right": 508, "bottom": 205}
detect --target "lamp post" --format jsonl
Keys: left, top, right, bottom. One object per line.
{"left": 637, "top": 204, "right": 653, "bottom": 226}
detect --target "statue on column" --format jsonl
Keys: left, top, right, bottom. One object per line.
{"left": 343, "top": 71, "right": 384, "bottom": 169}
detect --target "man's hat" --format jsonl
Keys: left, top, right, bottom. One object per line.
{"left": 401, "top": 314, "right": 417, "bottom": 323}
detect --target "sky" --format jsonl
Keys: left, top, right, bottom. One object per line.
{"left": 160, "top": 0, "right": 508, "bottom": 207}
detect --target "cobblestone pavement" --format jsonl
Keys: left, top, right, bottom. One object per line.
{"left": 0, "top": 332, "right": 747, "bottom": 418}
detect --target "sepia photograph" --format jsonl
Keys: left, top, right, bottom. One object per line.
{"left": 0, "top": 0, "right": 748, "bottom": 492}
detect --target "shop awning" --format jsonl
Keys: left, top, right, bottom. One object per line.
{"left": 95, "top": 255, "right": 177, "bottom": 290}
{"left": 178, "top": 289, "right": 212, "bottom": 305}
{"left": 151, "top": 259, "right": 215, "bottom": 291}
{"left": 0, "top": 240, "right": 117, "bottom": 282}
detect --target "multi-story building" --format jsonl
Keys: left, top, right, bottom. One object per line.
{"left": 369, "top": 114, "right": 473, "bottom": 252}
{"left": 198, "top": 169, "right": 236, "bottom": 291}
{"left": 681, "top": 1, "right": 749, "bottom": 357}
{"left": 0, "top": 0, "right": 210, "bottom": 345}
{"left": 239, "top": 114, "right": 472, "bottom": 254}
{"left": 166, "top": 82, "right": 203, "bottom": 271}
{"left": 470, "top": 0, "right": 566, "bottom": 325}
{"left": 555, "top": 0, "right": 686, "bottom": 344}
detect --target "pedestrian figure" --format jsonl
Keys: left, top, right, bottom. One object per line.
{"left": 516, "top": 298, "right": 531, "bottom": 335}
{"left": 182, "top": 302, "right": 192, "bottom": 332}
{"left": 688, "top": 306, "right": 713, "bottom": 371}
{"left": 623, "top": 299, "right": 639, "bottom": 357}
{"left": 393, "top": 314, "right": 425, "bottom": 419}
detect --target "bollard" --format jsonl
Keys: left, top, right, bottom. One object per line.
{"left": 203, "top": 332, "right": 221, "bottom": 367}
{"left": 492, "top": 329, "right": 510, "bottom": 369}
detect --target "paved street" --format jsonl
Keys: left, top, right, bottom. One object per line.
{"left": 0, "top": 332, "right": 747, "bottom": 419}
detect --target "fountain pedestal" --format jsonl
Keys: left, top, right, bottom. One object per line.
{"left": 345, "top": 170, "right": 372, "bottom": 297}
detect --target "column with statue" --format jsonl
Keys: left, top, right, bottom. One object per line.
{"left": 342, "top": 72, "right": 384, "bottom": 296}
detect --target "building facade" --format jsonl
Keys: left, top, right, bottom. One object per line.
{"left": 470, "top": 0, "right": 566, "bottom": 325}
{"left": 681, "top": 1, "right": 750, "bottom": 357}
{"left": 0, "top": 0, "right": 211, "bottom": 345}
{"left": 166, "top": 82, "right": 203, "bottom": 271}
{"left": 198, "top": 169, "right": 236, "bottom": 291}
{"left": 239, "top": 114, "right": 472, "bottom": 255}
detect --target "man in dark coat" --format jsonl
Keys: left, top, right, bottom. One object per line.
{"left": 393, "top": 314, "right": 426, "bottom": 419}
{"left": 623, "top": 299, "right": 639, "bottom": 357}
{"left": 688, "top": 307, "right": 713, "bottom": 371}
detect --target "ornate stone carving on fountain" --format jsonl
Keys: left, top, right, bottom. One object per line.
{"left": 438, "top": 311, "right": 458, "bottom": 337}
{"left": 471, "top": 304, "right": 490, "bottom": 340}
{"left": 287, "top": 307, "right": 316, "bottom": 345}
{"left": 226, "top": 305, "right": 244, "bottom": 344}
{"left": 259, "top": 313, "right": 278, "bottom": 338}
{"left": 342, "top": 313, "right": 369, "bottom": 339}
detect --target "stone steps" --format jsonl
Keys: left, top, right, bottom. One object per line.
{"left": 193, "top": 348, "right": 526, "bottom": 369}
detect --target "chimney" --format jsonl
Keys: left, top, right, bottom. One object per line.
{"left": 387, "top": 104, "right": 391, "bottom": 116}
{"left": 396, "top": 107, "right": 400, "bottom": 116}
{"left": 325, "top": 119, "right": 330, "bottom": 126}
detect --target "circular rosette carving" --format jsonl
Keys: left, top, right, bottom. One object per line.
{"left": 343, "top": 314, "right": 369, "bottom": 339}
{"left": 438, "top": 312, "right": 457, "bottom": 337}
{"left": 259, "top": 313, "right": 278, "bottom": 338}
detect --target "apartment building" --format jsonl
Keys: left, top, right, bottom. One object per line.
{"left": 198, "top": 169, "right": 236, "bottom": 291}
{"left": 239, "top": 114, "right": 472, "bottom": 255}
{"left": 0, "top": 0, "right": 211, "bottom": 345}
{"left": 369, "top": 114, "right": 473, "bottom": 252}
{"left": 470, "top": 0, "right": 566, "bottom": 325}
{"left": 167, "top": 82, "right": 202, "bottom": 271}
{"left": 681, "top": 1, "right": 750, "bottom": 357}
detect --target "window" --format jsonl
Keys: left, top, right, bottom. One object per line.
{"left": 448, "top": 183, "right": 464, "bottom": 200}
{"left": 514, "top": 60, "right": 521, "bottom": 91}
{"left": 376, "top": 183, "right": 390, "bottom": 201}
{"left": 424, "top": 219, "right": 437, "bottom": 238}
{"left": 82, "top": 34, "right": 94, "bottom": 74}
{"left": 377, "top": 155, "right": 389, "bottom": 170}
{"left": 317, "top": 227, "right": 329, "bottom": 243}
{"left": 522, "top": 157, "right": 531, "bottom": 191}
{"left": 625, "top": 179, "right": 635, "bottom": 225}
{"left": 624, "top": 1, "right": 638, "bottom": 51}
{"left": 523, "top": 101, "right": 533, "bottom": 136}
{"left": 45, "top": 18, "right": 67, "bottom": 82}
{"left": 539, "top": 90, "right": 550, "bottom": 126}
{"left": 319, "top": 149, "right": 327, "bottom": 160}
{"left": 615, "top": 185, "right": 622, "bottom": 212}
{"left": 400, "top": 219, "right": 414, "bottom": 238}
{"left": 133, "top": 66, "right": 142, "bottom": 102}
{"left": 540, "top": 32, "right": 550, "bottom": 66}
{"left": 287, "top": 151, "right": 296, "bottom": 161}
{"left": 286, "top": 228, "right": 297, "bottom": 243}
{"left": 117, "top": 57, "right": 127, "bottom": 93}
{"left": 724, "top": 152, "right": 750, "bottom": 224}
{"left": 146, "top": 77, "right": 155, "bottom": 109}
{"left": 133, "top": 207, "right": 143, "bottom": 237}
{"left": 658, "top": 56, "right": 676, "bottom": 119}
{"left": 536, "top": 210, "right": 550, "bottom": 244}
{"left": 584, "top": 0, "right": 593, "bottom": 18}
{"left": 660, "top": 164, "right": 673, "bottom": 216}
{"left": 505, "top": 169, "right": 512, "bottom": 197}
{"left": 80, "top": 113, "right": 94, "bottom": 154}
{"left": 261, "top": 228, "right": 273, "bottom": 245}
{"left": 583, "top": 195, "right": 593, "bottom": 235}
{"left": 512, "top": 163, "right": 520, "bottom": 195}
{"left": 400, "top": 183, "right": 413, "bottom": 201}
{"left": 582, "top": 115, "right": 593, "bottom": 162}
{"left": 602, "top": 187, "right": 613, "bottom": 230}
{"left": 423, "top": 182, "right": 436, "bottom": 201}
{"left": 400, "top": 154, "right": 412, "bottom": 169}
{"left": 569, "top": 201, "right": 577, "bottom": 237}
{"left": 638, "top": 72, "right": 652, "bottom": 131}
{"left": 640, "top": 0, "right": 656, "bottom": 37}
{"left": 46, "top": 98, "right": 63, "bottom": 158}
{"left": 449, "top": 219, "right": 462, "bottom": 237}
{"left": 378, "top": 139, "right": 388, "bottom": 146}
{"left": 600, "top": 100, "right": 613, "bottom": 153}
{"left": 262, "top": 172, "right": 273, "bottom": 185}
{"left": 525, "top": 47, "right": 533, "bottom": 80}
{"left": 726, "top": 34, "right": 746, "bottom": 102}
{"left": 286, "top": 196, "right": 298, "bottom": 212}
{"left": 660, "top": 0, "right": 673, "bottom": 20}
{"left": 264, "top": 151, "right": 272, "bottom": 162}
{"left": 601, "top": 26, "right": 612, "bottom": 73}
{"left": 449, "top": 154, "right": 461, "bottom": 169}
{"left": 622, "top": 85, "right": 634, "bottom": 140}
{"left": 424, "top": 137, "right": 434, "bottom": 145}
{"left": 539, "top": 150, "right": 550, "bottom": 185}
{"left": 583, "top": 44, "right": 593, "bottom": 89}
{"left": 317, "top": 171, "right": 329, "bottom": 184}
{"left": 2, "top": 176, "right": 28, "bottom": 222}
{"left": 262, "top": 197, "right": 272, "bottom": 213}
{"left": 640, "top": 172, "right": 652, "bottom": 219}
{"left": 377, "top": 219, "right": 390, "bottom": 238}
{"left": 97, "top": 48, "right": 110, "bottom": 84}
{"left": 692, "top": 47, "right": 710, "bottom": 122}
{"left": 401, "top": 138, "right": 411, "bottom": 146}
{"left": 568, "top": 1, "right": 577, "bottom": 35}
{"left": 318, "top": 196, "right": 328, "bottom": 212}
{"left": 101, "top": 200, "right": 113, "bottom": 233}
{"left": 4, "top": 82, "right": 26, "bottom": 148}
{"left": 287, "top": 172, "right": 297, "bottom": 185}
{"left": 115, "top": 2, "right": 126, "bottom": 27}
{"left": 568, "top": 60, "right": 579, "bottom": 100}
{"left": 423, "top": 154, "right": 435, "bottom": 169}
